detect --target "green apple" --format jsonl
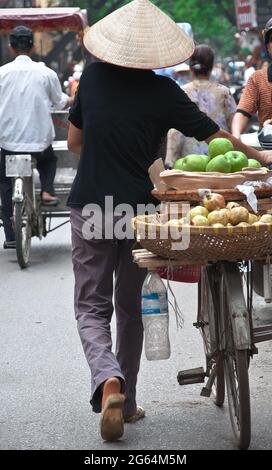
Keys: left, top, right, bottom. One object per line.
{"left": 173, "top": 158, "right": 184, "bottom": 170}
{"left": 206, "top": 154, "right": 231, "bottom": 173}
{"left": 203, "top": 155, "right": 211, "bottom": 165}
{"left": 208, "top": 138, "right": 234, "bottom": 159}
{"left": 247, "top": 158, "right": 262, "bottom": 169}
{"left": 225, "top": 151, "right": 248, "bottom": 172}
{"left": 174, "top": 154, "right": 207, "bottom": 172}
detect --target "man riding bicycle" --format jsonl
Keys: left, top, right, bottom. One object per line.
{"left": 232, "top": 18, "right": 272, "bottom": 138}
{"left": 0, "top": 26, "right": 73, "bottom": 249}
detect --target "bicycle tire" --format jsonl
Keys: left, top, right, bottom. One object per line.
{"left": 221, "top": 265, "right": 251, "bottom": 449}
{"left": 14, "top": 201, "right": 31, "bottom": 269}
{"left": 198, "top": 269, "right": 225, "bottom": 406}
{"left": 224, "top": 349, "right": 251, "bottom": 450}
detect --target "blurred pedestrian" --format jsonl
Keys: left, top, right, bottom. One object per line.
{"left": 165, "top": 44, "right": 236, "bottom": 168}
{"left": 172, "top": 62, "right": 191, "bottom": 86}
{"left": 244, "top": 55, "right": 255, "bottom": 84}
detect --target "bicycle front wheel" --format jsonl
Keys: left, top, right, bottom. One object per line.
{"left": 198, "top": 268, "right": 225, "bottom": 406}
{"left": 14, "top": 200, "right": 32, "bottom": 269}
{"left": 224, "top": 349, "right": 250, "bottom": 450}
{"left": 221, "top": 265, "right": 251, "bottom": 450}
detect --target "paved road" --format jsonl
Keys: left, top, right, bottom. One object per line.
{"left": 0, "top": 223, "right": 272, "bottom": 450}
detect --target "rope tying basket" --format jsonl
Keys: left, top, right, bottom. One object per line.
{"left": 132, "top": 214, "right": 272, "bottom": 263}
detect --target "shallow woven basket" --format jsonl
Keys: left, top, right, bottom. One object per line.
{"left": 133, "top": 215, "right": 272, "bottom": 263}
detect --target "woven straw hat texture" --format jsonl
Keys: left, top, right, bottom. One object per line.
{"left": 83, "top": 0, "right": 195, "bottom": 69}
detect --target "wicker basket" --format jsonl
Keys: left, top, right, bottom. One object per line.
{"left": 133, "top": 215, "right": 272, "bottom": 263}
{"left": 152, "top": 187, "right": 272, "bottom": 202}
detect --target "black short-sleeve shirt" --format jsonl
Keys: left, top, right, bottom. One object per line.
{"left": 68, "top": 62, "right": 219, "bottom": 210}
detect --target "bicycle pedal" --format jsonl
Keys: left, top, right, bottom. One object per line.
{"left": 200, "top": 386, "right": 211, "bottom": 397}
{"left": 177, "top": 367, "right": 205, "bottom": 385}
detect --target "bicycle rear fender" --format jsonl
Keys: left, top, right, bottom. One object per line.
{"left": 222, "top": 262, "right": 251, "bottom": 350}
{"left": 12, "top": 177, "right": 24, "bottom": 203}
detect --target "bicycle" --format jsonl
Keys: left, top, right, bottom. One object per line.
{"left": 1, "top": 150, "right": 73, "bottom": 269}
{"left": 197, "top": 261, "right": 252, "bottom": 449}
{"left": 133, "top": 208, "right": 272, "bottom": 450}
{"left": 175, "top": 257, "right": 272, "bottom": 450}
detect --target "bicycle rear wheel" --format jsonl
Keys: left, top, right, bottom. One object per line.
{"left": 198, "top": 268, "right": 225, "bottom": 406}
{"left": 14, "top": 200, "right": 31, "bottom": 269}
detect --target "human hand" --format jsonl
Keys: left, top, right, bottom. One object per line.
{"left": 263, "top": 119, "right": 272, "bottom": 127}
{"left": 258, "top": 150, "right": 272, "bottom": 166}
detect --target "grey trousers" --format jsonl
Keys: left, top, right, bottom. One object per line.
{"left": 70, "top": 208, "right": 146, "bottom": 415}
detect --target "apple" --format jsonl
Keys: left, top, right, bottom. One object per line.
{"left": 206, "top": 154, "right": 232, "bottom": 173}
{"left": 203, "top": 193, "right": 225, "bottom": 211}
{"left": 253, "top": 221, "right": 263, "bottom": 227}
{"left": 203, "top": 155, "right": 211, "bottom": 165}
{"left": 247, "top": 159, "right": 262, "bottom": 169}
{"left": 173, "top": 158, "right": 184, "bottom": 170}
{"left": 174, "top": 154, "right": 207, "bottom": 172}
{"left": 208, "top": 209, "right": 229, "bottom": 226}
{"left": 237, "top": 222, "right": 250, "bottom": 227}
{"left": 259, "top": 214, "right": 272, "bottom": 223}
{"left": 248, "top": 213, "right": 258, "bottom": 224}
{"left": 226, "top": 201, "right": 240, "bottom": 210}
{"left": 165, "top": 219, "right": 183, "bottom": 227}
{"left": 189, "top": 206, "right": 209, "bottom": 222}
{"left": 208, "top": 138, "right": 233, "bottom": 159}
{"left": 191, "top": 215, "right": 209, "bottom": 226}
{"left": 212, "top": 223, "right": 225, "bottom": 228}
{"left": 228, "top": 207, "right": 249, "bottom": 225}
{"left": 225, "top": 151, "right": 248, "bottom": 172}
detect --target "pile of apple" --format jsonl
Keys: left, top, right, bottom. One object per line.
{"left": 188, "top": 193, "right": 272, "bottom": 228}
{"left": 173, "top": 137, "right": 262, "bottom": 174}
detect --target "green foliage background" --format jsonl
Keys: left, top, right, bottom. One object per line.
{"left": 75, "top": 0, "right": 237, "bottom": 58}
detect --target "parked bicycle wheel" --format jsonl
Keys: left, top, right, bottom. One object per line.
{"left": 198, "top": 267, "right": 225, "bottom": 406}
{"left": 221, "top": 272, "right": 251, "bottom": 450}
{"left": 14, "top": 200, "right": 31, "bottom": 269}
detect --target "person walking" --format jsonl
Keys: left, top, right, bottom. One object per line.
{"left": 165, "top": 44, "right": 236, "bottom": 168}
{"left": 0, "top": 26, "right": 72, "bottom": 248}
{"left": 67, "top": 0, "right": 272, "bottom": 442}
{"left": 232, "top": 18, "right": 272, "bottom": 138}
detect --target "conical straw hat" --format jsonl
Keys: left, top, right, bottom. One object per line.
{"left": 83, "top": 0, "right": 195, "bottom": 70}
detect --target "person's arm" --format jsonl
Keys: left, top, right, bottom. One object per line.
{"left": 225, "top": 90, "right": 237, "bottom": 131}
{"left": 231, "top": 112, "right": 250, "bottom": 139}
{"left": 205, "top": 128, "right": 272, "bottom": 165}
{"left": 231, "top": 72, "right": 259, "bottom": 138}
{"left": 68, "top": 123, "right": 82, "bottom": 156}
{"left": 165, "top": 128, "right": 184, "bottom": 169}
{"left": 47, "top": 70, "right": 71, "bottom": 110}
{"left": 63, "top": 94, "right": 74, "bottom": 109}
{"left": 169, "top": 81, "right": 272, "bottom": 164}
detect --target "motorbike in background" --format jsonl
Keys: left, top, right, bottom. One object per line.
{"left": 241, "top": 124, "right": 272, "bottom": 153}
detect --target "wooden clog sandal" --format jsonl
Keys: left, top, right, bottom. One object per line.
{"left": 100, "top": 393, "right": 125, "bottom": 441}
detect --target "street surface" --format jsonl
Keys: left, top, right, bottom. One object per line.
{"left": 0, "top": 222, "right": 272, "bottom": 450}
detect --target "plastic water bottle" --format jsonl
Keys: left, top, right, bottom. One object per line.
{"left": 141, "top": 270, "right": 171, "bottom": 360}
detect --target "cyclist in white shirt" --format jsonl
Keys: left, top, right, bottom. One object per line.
{"left": 0, "top": 26, "right": 73, "bottom": 249}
